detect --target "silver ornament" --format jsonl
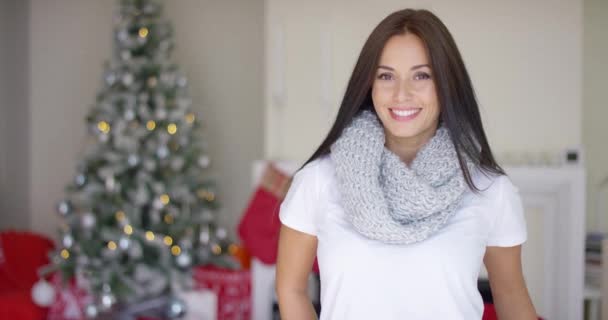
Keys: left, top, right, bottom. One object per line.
{"left": 99, "top": 133, "right": 110, "bottom": 143}
{"left": 100, "top": 291, "right": 116, "bottom": 311}
{"left": 160, "top": 71, "right": 176, "bottom": 86}
{"left": 120, "top": 50, "right": 131, "bottom": 61}
{"left": 156, "top": 145, "right": 169, "bottom": 159}
{"left": 176, "top": 76, "right": 187, "bottom": 88}
{"left": 81, "top": 212, "right": 97, "bottom": 230}
{"left": 75, "top": 174, "right": 87, "bottom": 187}
{"left": 117, "top": 28, "right": 129, "bottom": 42}
{"left": 155, "top": 108, "right": 168, "bottom": 120}
{"left": 62, "top": 234, "right": 74, "bottom": 248}
{"left": 57, "top": 200, "right": 72, "bottom": 216}
{"left": 122, "top": 73, "right": 134, "bottom": 86}
{"left": 176, "top": 252, "right": 192, "bottom": 268}
{"left": 105, "top": 176, "right": 116, "bottom": 192}
{"left": 153, "top": 198, "right": 164, "bottom": 210}
{"left": 215, "top": 227, "right": 227, "bottom": 240}
{"left": 84, "top": 304, "right": 98, "bottom": 318}
{"left": 170, "top": 157, "right": 184, "bottom": 171}
{"left": 199, "top": 228, "right": 210, "bottom": 245}
{"left": 129, "top": 241, "right": 143, "bottom": 259}
{"left": 152, "top": 182, "right": 165, "bottom": 194}
{"left": 104, "top": 71, "right": 117, "bottom": 86}
{"left": 144, "top": 158, "right": 157, "bottom": 171}
{"left": 124, "top": 108, "right": 136, "bottom": 121}
{"left": 166, "top": 297, "right": 187, "bottom": 319}
{"left": 31, "top": 279, "right": 56, "bottom": 307}
{"left": 197, "top": 155, "right": 210, "bottom": 168}
{"left": 134, "top": 186, "right": 150, "bottom": 205}
{"left": 201, "top": 210, "right": 214, "bottom": 222}
{"left": 127, "top": 154, "right": 140, "bottom": 167}
{"left": 119, "top": 236, "right": 131, "bottom": 250}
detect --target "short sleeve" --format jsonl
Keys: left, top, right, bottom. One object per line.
{"left": 486, "top": 176, "right": 528, "bottom": 247}
{"left": 279, "top": 163, "right": 321, "bottom": 236}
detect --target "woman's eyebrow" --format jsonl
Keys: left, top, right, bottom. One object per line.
{"left": 411, "top": 64, "right": 430, "bottom": 70}
{"left": 377, "top": 64, "right": 430, "bottom": 71}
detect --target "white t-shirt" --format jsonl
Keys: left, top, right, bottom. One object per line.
{"left": 279, "top": 155, "right": 527, "bottom": 320}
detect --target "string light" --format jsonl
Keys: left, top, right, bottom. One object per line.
{"left": 160, "top": 194, "right": 170, "bottom": 205}
{"left": 212, "top": 244, "right": 222, "bottom": 255}
{"left": 167, "top": 123, "right": 177, "bottom": 135}
{"left": 163, "top": 236, "right": 173, "bottom": 246}
{"left": 197, "top": 189, "right": 215, "bottom": 202}
{"left": 97, "top": 121, "right": 111, "bottom": 133}
{"left": 163, "top": 214, "right": 174, "bottom": 224}
{"left": 147, "top": 77, "right": 158, "bottom": 88}
{"left": 138, "top": 27, "right": 149, "bottom": 38}
{"left": 107, "top": 241, "right": 117, "bottom": 250}
{"left": 146, "top": 120, "right": 156, "bottom": 131}
{"left": 171, "top": 245, "right": 181, "bottom": 256}
{"left": 123, "top": 225, "right": 133, "bottom": 235}
{"left": 228, "top": 244, "right": 238, "bottom": 255}
{"left": 145, "top": 231, "right": 155, "bottom": 241}
{"left": 115, "top": 210, "right": 125, "bottom": 221}
{"left": 60, "top": 249, "right": 70, "bottom": 259}
{"left": 185, "top": 113, "right": 195, "bottom": 124}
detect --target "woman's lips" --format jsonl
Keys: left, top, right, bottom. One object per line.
{"left": 389, "top": 108, "right": 421, "bottom": 122}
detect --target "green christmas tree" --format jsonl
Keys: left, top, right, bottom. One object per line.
{"left": 39, "top": 0, "right": 236, "bottom": 315}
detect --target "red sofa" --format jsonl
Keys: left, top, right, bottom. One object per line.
{"left": 0, "top": 230, "right": 54, "bottom": 320}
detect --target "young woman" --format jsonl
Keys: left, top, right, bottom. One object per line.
{"left": 275, "top": 8, "right": 538, "bottom": 320}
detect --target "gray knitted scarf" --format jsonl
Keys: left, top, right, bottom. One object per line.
{"left": 329, "top": 110, "right": 472, "bottom": 245}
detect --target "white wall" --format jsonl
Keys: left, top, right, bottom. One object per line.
{"left": 583, "top": 0, "right": 608, "bottom": 233}
{"left": 264, "top": 0, "right": 583, "bottom": 162}
{"left": 0, "top": 0, "right": 30, "bottom": 231}
{"left": 27, "top": 0, "right": 264, "bottom": 240}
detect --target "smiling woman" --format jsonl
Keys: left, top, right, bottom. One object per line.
{"left": 371, "top": 33, "right": 441, "bottom": 166}
{"left": 275, "top": 8, "right": 539, "bottom": 320}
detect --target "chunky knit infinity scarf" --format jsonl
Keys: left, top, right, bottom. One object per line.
{"left": 329, "top": 110, "right": 472, "bottom": 245}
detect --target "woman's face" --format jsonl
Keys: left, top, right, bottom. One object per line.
{"left": 371, "top": 33, "right": 440, "bottom": 144}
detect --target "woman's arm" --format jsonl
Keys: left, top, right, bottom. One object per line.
{"left": 484, "top": 245, "right": 537, "bottom": 320}
{"left": 275, "top": 224, "right": 318, "bottom": 320}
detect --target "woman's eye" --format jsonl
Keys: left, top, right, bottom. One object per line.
{"left": 377, "top": 73, "right": 393, "bottom": 80}
{"left": 414, "top": 72, "right": 431, "bottom": 80}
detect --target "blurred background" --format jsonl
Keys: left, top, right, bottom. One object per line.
{"left": 0, "top": 0, "right": 606, "bottom": 319}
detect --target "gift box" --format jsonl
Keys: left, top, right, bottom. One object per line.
{"left": 47, "top": 273, "right": 93, "bottom": 320}
{"left": 193, "top": 265, "right": 251, "bottom": 320}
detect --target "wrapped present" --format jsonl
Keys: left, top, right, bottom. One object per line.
{"left": 47, "top": 273, "right": 93, "bottom": 320}
{"left": 179, "top": 289, "right": 217, "bottom": 320}
{"left": 193, "top": 265, "right": 251, "bottom": 320}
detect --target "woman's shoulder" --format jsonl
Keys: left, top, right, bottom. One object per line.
{"left": 469, "top": 167, "right": 519, "bottom": 200}
{"left": 298, "top": 154, "right": 334, "bottom": 178}
{"left": 293, "top": 154, "right": 336, "bottom": 196}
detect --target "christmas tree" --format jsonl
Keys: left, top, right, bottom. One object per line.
{"left": 35, "top": 0, "right": 236, "bottom": 316}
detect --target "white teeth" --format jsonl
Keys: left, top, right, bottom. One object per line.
{"left": 391, "top": 108, "right": 420, "bottom": 117}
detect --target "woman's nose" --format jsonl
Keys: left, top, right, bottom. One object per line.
{"left": 393, "top": 79, "right": 413, "bottom": 102}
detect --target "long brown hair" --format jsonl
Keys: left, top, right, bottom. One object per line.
{"left": 301, "top": 8, "right": 504, "bottom": 192}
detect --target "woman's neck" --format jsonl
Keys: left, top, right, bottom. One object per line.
{"left": 384, "top": 126, "right": 437, "bottom": 166}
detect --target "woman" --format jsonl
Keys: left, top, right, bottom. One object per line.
{"left": 275, "top": 8, "right": 538, "bottom": 320}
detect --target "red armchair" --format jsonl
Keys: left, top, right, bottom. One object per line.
{"left": 0, "top": 230, "right": 54, "bottom": 320}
